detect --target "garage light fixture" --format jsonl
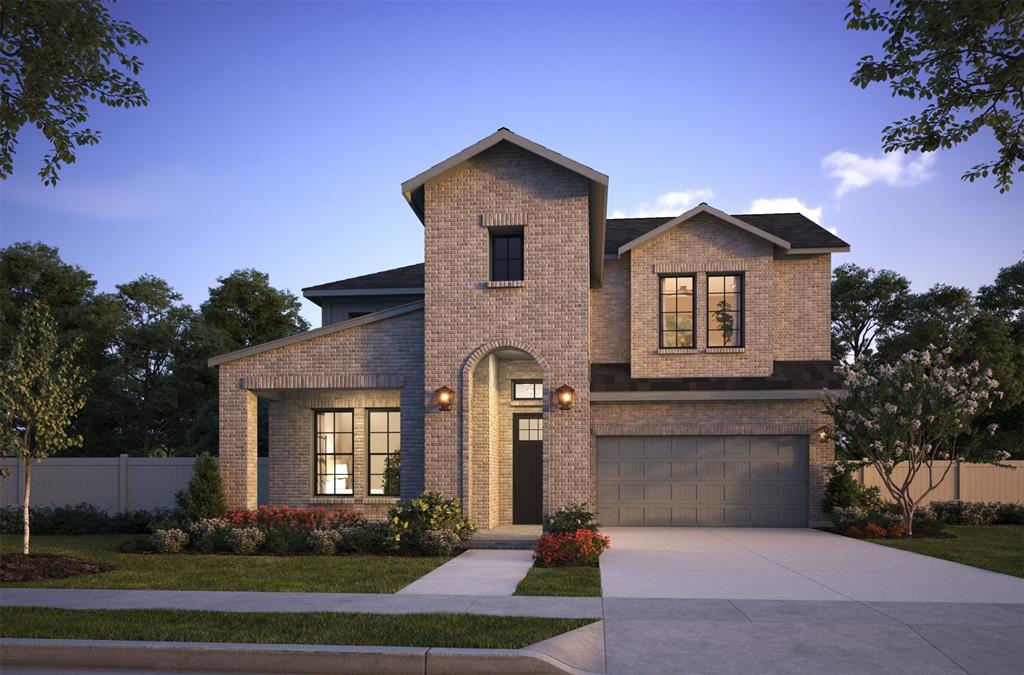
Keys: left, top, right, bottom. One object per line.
{"left": 434, "top": 386, "right": 455, "bottom": 411}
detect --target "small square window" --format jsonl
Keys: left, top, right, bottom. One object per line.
{"left": 512, "top": 380, "right": 543, "bottom": 400}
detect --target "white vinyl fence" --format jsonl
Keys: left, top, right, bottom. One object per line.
{"left": 856, "top": 460, "right": 1024, "bottom": 505}
{"left": 0, "top": 456, "right": 268, "bottom": 512}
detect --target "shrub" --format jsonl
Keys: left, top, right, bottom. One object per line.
{"left": 388, "top": 492, "right": 475, "bottom": 555}
{"left": 0, "top": 503, "right": 176, "bottom": 535}
{"left": 829, "top": 505, "right": 867, "bottom": 532}
{"left": 863, "top": 523, "right": 887, "bottom": 538}
{"left": 261, "top": 526, "right": 308, "bottom": 555}
{"left": 223, "top": 506, "right": 364, "bottom": 530}
{"left": 338, "top": 523, "right": 395, "bottom": 554}
{"left": 995, "top": 503, "right": 1024, "bottom": 525}
{"left": 845, "top": 526, "right": 863, "bottom": 538}
{"left": 152, "top": 528, "right": 189, "bottom": 553}
{"left": 176, "top": 453, "right": 227, "bottom": 521}
{"left": 545, "top": 503, "right": 598, "bottom": 535}
{"left": 308, "top": 529, "right": 342, "bottom": 555}
{"left": 886, "top": 523, "right": 907, "bottom": 538}
{"left": 534, "top": 529, "right": 611, "bottom": 567}
{"left": 226, "top": 526, "right": 265, "bottom": 554}
{"left": 909, "top": 514, "right": 947, "bottom": 537}
{"left": 822, "top": 464, "right": 885, "bottom": 513}
{"left": 118, "top": 534, "right": 157, "bottom": 553}
{"left": 189, "top": 518, "right": 232, "bottom": 553}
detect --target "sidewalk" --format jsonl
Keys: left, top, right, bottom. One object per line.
{"left": 397, "top": 549, "right": 534, "bottom": 595}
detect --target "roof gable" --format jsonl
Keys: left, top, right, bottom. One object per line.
{"left": 616, "top": 203, "right": 790, "bottom": 256}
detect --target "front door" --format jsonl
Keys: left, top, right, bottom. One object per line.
{"left": 512, "top": 413, "right": 543, "bottom": 524}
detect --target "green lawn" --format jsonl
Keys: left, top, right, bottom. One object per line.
{"left": 0, "top": 535, "right": 447, "bottom": 593}
{"left": 514, "top": 566, "right": 602, "bottom": 597}
{"left": 0, "top": 607, "right": 593, "bottom": 649}
{"left": 871, "top": 525, "right": 1024, "bottom": 578}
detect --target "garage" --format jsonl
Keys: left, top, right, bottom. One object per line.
{"left": 596, "top": 435, "right": 809, "bottom": 527}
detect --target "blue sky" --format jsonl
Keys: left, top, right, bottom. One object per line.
{"left": 2, "top": 0, "right": 1021, "bottom": 326}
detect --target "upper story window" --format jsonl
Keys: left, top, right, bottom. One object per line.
{"left": 660, "top": 275, "right": 695, "bottom": 348}
{"left": 367, "top": 409, "right": 400, "bottom": 496}
{"left": 512, "top": 380, "right": 543, "bottom": 400}
{"left": 314, "top": 409, "right": 354, "bottom": 496}
{"left": 490, "top": 230, "right": 524, "bottom": 281}
{"left": 707, "top": 273, "right": 745, "bottom": 347}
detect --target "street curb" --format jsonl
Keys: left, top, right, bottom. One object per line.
{"left": 0, "top": 638, "right": 590, "bottom": 674}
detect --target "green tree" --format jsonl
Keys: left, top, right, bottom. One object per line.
{"left": 176, "top": 452, "right": 226, "bottom": 520}
{"left": 978, "top": 258, "right": 1024, "bottom": 327}
{"left": 825, "top": 346, "right": 1004, "bottom": 535}
{"left": 846, "top": 0, "right": 1024, "bottom": 192}
{"left": 200, "top": 269, "right": 310, "bottom": 349}
{"left": 0, "top": 302, "right": 86, "bottom": 554}
{"left": 0, "top": 0, "right": 148, "bottom": 185}
{"left": 876, "top": 284, "right": 976, "bottom": 361}
{"left": 831, "top": 263, "right": 911, "bottom": 362}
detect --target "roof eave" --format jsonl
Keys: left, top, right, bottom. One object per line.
{"left": 617, "top": 203, "right": 791, "bottom": 256}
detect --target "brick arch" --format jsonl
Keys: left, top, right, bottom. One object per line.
{"left": 459, "top": 340, "right": 548, "bottom": 527}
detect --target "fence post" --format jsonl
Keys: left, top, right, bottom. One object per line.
{"left": 953, "top": 460, "right": 961, "bottom": 501}
{"left": 119, "top": 454, "right": 129, "bottom": 513}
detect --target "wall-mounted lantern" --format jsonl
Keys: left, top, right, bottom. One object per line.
{"left": 434, "top": 386, "right": 455, "bottom": 411}
{"left": 815, "top": 426, "right": 830, "bottom": 444}
{"left": 555, "top": 384, "right": 575, "bottom": 410}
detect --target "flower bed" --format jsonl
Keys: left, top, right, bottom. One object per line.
{"left": 533, "top": 529, "right": 611, "bottom": 567}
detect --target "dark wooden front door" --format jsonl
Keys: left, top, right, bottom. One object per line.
{"left": 512, "top": 413, "right": 543, "bottom": 524}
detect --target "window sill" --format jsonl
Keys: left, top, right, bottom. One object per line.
{"left": 486, "top": 280, "right": 525, "bottom": 288}
{"left": 511, "top": 399, "right": 543, "bottom": 407}
{"left": 657, "top": 348, "right": 698, "bottom": 355}
{"left": 705, "top": 347, "right": 746, "bottom": 353}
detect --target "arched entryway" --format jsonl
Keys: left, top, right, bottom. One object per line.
{"left": 462, "top": 344, "right": 546, "bottom": 529}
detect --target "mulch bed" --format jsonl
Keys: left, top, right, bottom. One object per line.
{"left": 0, "top": 553, "right": 116, "bottom": 582}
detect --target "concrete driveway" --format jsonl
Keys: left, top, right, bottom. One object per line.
{"left": 598, "top": 527, "right": 1024, "bottom": 674}
{"left": 600, "top": 527, "right": 1024, "bottom": 602}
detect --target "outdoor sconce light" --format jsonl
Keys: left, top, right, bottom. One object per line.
{"left": 815, "top": 426, "right": 830, "bottom": 444}
{"left": 555, "top": 384, "right": 575, "bottom": 410}
{"left": 434, "top": 386, "right": 455, "bottom": 411}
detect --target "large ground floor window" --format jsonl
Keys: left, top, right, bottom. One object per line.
{"left": 368, "top": 408, "right": 400, "bottom": 496}
{"left": 314, "top": 409, "right": 354, "bottom": 495}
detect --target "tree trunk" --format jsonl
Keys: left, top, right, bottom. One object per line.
{"left": 902, "top": 500, "right": 914, "bottom": 538}
{"left": 22, "top": 459, "right": 31, "bottom": 555}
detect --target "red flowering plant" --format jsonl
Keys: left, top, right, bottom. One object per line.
{"left": 222, "top": 505, "right": 364, "bottom": 530}
{"left": 533, "top": 529, "right": 611, "bottom": 567}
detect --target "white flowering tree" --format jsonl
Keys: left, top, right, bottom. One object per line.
{"left": 824, "top": 345, "right": 1004, "bottom": 535}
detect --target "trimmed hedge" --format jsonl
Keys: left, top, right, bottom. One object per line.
{"left": 0, "top": 503, "right": 175, "bottom": 535}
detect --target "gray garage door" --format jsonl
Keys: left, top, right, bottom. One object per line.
{"left": 596, "top": 435, "right": 809, "bottom": 527}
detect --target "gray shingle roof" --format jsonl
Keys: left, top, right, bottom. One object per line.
{"left": 305, "top": 213, "right": 848, "bottom": 293}
{"left": 592, "top": 361, "right": 843, "bottom": 392}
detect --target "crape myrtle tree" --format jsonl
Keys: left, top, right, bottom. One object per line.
{"left": 0, "top": 302, "right": 86, "bottom": 554}
{"left": 825, "top": 346, "right": 1005, "bottom": 535}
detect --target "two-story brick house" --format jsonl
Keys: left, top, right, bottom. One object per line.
{"left": 210, "top": 129, "right": 848, "bottom": 528}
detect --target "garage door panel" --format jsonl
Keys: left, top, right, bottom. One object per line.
{"left": 596, "top": 435, "right": 809, "bottom": 527}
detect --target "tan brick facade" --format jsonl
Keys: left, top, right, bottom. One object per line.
{"left": 772, "top": 253, "right": 832, "bottom": 361}
{"left": 423, "top": 143, "right": 592, "bottom": 524}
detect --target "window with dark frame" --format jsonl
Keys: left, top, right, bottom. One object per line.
{"left": 659, "top": 275, "right": 696, "bottom": 348}
{"left": 367, "top": 409, "right": 400, "bottom": 496}
{"left": 490, "top": 230, "right": 524, "bottom": 281}
{"left": 512, "top": 380, "right": 543, "bottom": 401}
{"left": 314, "top": 409, "right": 354, "bottom": 496}
{"left": 707, "top": 273, "right": 745, "bottom": 347}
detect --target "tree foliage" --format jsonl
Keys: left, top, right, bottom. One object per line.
{"left": 825, "top": 346, "right": 1004, "bottom": 535}
{"left": 0, "top": 0, "right": 148, "bottom": 185}
{"left": 846, "top": 0, "right": 1024, "bottom": 192}
{"left": 176, "top": 452, "right": 226, "bottom": 520}
{"left": 831, "top": 263, "right": 911, "bottom": 362}
{"left": 0, "top": 301, "right": 86, "bottom": 553}
{"left": 200, "top": 269, "right": 309, "bottom": 350}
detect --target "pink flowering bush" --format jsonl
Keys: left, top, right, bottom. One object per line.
{"left": 534, "top": 529, "right": 611, "bottom": 567}
{"left": 825, "top": 346, "right": 1004, "bottom": 535}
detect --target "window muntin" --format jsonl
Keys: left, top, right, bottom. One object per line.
{"left": 659, "top": 275, "right": 696, "bottom": 348}
{"left": 707, "top": 273, "right": 745, "bottom": 347}
{"left": 490, "top": 232, "right": 524, "bottom": 281}
{"left": 314, "top": 410, "right": 354, "bottom": 496}
{"left": 512, "top": 380, "right": 543, "bottom": 400}
{"left": 517, "top": 416, "right": 543, "bottom": 441}
{"left": 367, "top": 409, "right": 400, "bottom": 496}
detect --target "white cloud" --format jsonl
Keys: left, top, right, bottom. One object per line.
{"left": 823, "top": 150, "right": 936, "bottom": 197}
{"left": 611, "top": 188, "right": 714, "bottom": 218}
{"left": 745, "top": 197, "right": 824, "bottom": 226}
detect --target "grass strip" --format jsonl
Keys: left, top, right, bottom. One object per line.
{"left": 0, "top": 535, "right": 446, "bottom": 593}
{"left": 0, "top": 606, "right": 593, "bottom": 649}
{"left": 514, "top": 566, "right": 602, "bottom": 597}
{"left": 870, "top": 525, "right": 1023, "bottom": 578}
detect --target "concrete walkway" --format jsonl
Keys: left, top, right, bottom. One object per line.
{"left": 601, "top": 527, "right": 1024, "bottom": 603}
{"left": 397, "top": 549, "right": 535, "bottom": 595}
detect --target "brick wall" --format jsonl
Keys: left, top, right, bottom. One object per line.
{"left": 216, "top": 310, "right": 425, "bottom": 510}
{"left": 629, "top": 212, "right": 775, "bottom": 378}
{"left": 772, "top": 253, "right": 832, "bottom": 361}
{"left": 422, "top": 142, "right": 592, "bottom": 520}
{"left": 590, "top": 257, "right": 630, "bottom": 363}
{"left": 591, "top": 399, "right": 834, "bottom": 525}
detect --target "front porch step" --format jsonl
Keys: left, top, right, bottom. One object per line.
{"left": 466, "top": 525, "right": 542, "bottom": 550}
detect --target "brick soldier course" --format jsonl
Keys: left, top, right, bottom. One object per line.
{"left": 210, "top": 128, "right": 849, "bottom": 528}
